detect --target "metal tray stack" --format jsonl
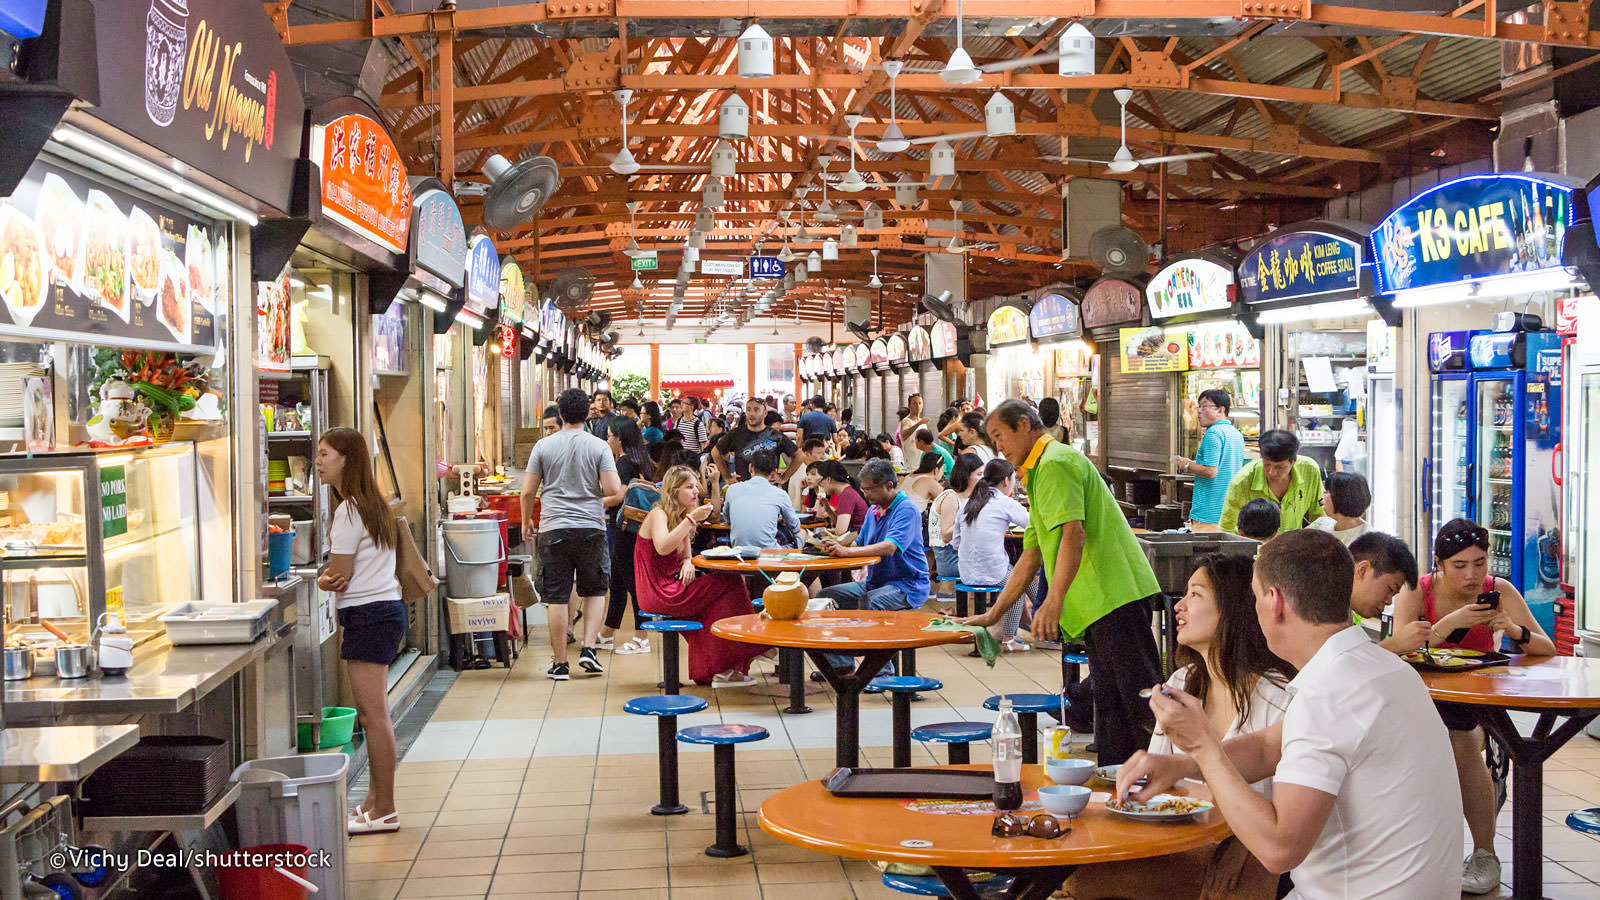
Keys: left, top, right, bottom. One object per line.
{"left": 79, "top": 736, "right": 231, "bottom": 817}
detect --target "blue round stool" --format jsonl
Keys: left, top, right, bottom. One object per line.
{"left": 624, "top": 694, "right": 710, "bottom": 816}
{"left": 640, "top": 619, "right": 702, "bottom": 694}
{"left": 985, "top": 693, "right": 1060, "bottom": 765}
{"left": 881, "top": 872, "right": 1015, "bottom": 897}
{"left": 912, "top": 721, "right": 992, "bottom": 765}
{"left": 1567, "top": 807, "right": 1600, "bottom": 836}
{"left": 868, "top": 676, "right": 943, "bottom": 768}
{"left": 953, "top": 582, "right": 1003, "bottom": 619}
{"left": 678, "top": 724, "right": 771, "bottom": 858}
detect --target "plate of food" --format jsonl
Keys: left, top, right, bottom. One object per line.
{"left": 36, "top": 173, "right": 83, "bottom": 291}
{"left": 1401, "top": 648, "right": 1511, "bottom": 673}
{"left": 127, "top": 206, "right": 163, "bottom": 303}
{"left": 185, "top": 224, "right": 213, "bottom": 313}
{"left": 0, "top": 205, "right": 46, "bottom": 326}
{"left": 1105, "top": 793, "right": 1213, "bottom": 823}
{"left": 158, "top": 250, "right": 189, "bottom": 342}
{"left": 83, "top": 191, "right": 129, "bottom": 320}
{"left": 1090, "top": 764, "right": 1121, "bottom": 788}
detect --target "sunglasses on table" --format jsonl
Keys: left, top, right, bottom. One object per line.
{"left": 991, "top": 812, "right": 1069, "bottom": 839}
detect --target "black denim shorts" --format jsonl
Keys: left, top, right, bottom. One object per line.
{"left": 538, "top": 527, "right": 611, "bottom": 602}
{"left": 338, "top": 600, "right": 408, "bottom": 665}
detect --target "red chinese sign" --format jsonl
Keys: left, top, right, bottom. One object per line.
{"left": 312, "top": 113, "right": 412, "bottom": 255}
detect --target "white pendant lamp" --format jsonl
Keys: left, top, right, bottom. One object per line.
{"left": 929, "top": 141, "right": 956, "bottom": 178}
{"left": 631, "top": 274, "right": 644, "bottom": 290}
{"left": 695, "top": 206, "right": 715, "bottom": 232}
{"left": 1058, "top": 21, "right": 1096, "bottom": 77}
{"left": 777, "top": 240, "right": 796, "bottom": 262}
{"left": 984, "top": 92, "right": 1016, "bottom": 136}
{"left": 624, "top": 238, "right": 642, "bottom": 257}
{"left": 877, "top": 61, "right": 910, "bottom": 153}
{"left": 894, "top": 182, "right": 919, "bottom": 206}
{"left": 841, "top": 224, "right": 858, "bottom": 247}
{"left": 795, "top": 223, "right": 812, "bottom": 244}
{"left": 719, "top": 94, "right": 750, "bottom": 140}
{"left": 703, "top": 177, "right": 725, "bottom": 209}
{"left": 610, "top": 89, "right": 641, "bottom": 175}
{"left": 808, "top": 249, "right": 822, "bottom": 267}
{"left": 683, "top": 244, "right": 699, "bottom": 266}
{"left": 689, "top": 230, "right": 706, "bottom": 249}
{"left": 710, "top": 140, "right": 738, "bottom": 177}
{"left": 822, "top": 238, "right": 838, "bottom": 261}
{"left": 940, "top": 0, "right": 981, "bottom": 84}
{"left": 863, "top": 204, "right": 883, "bottom": 230}
{"left": 738, "top": 23, "right": 774, "bottom": 78}
{"left": 867, "top": 248, "right": 882, "bottom": 288}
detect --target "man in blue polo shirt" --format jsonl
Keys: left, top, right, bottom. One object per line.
{"left": 816, "top": 458, "right": 929, "bottom": 673}
{"left": 1174, "top": 389, "right": 1245, "bottom": 532}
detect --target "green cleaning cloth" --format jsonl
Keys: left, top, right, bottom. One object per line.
{"left": 924, "top": 616, "right": 1001, "bottom": 666}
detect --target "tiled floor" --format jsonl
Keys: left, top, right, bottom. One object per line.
{"left": 349, "top": 623, "right": 1600, "bottom": 900}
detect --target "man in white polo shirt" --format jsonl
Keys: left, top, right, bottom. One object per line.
{"left": 1118, "top": 529, "right": 1460, "bottom": 900}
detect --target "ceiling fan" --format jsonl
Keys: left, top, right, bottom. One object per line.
{"left": 939, "top": 199, "right": 995, "bottom": 254}
{"left": 940, "top": 0, "right": 981, "bottom": 84}
{"left": 1044, "top": 89, "right": 1215, "bottom": 174}
{"left": 604, "top": 89, "right": 711, "bottom": 175}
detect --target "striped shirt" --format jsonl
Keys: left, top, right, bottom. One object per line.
{"left": 676, "top": 412, "right": 709, "bottom": 452}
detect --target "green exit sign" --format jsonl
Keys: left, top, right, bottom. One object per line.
{"left": 630, "top": 253, "right": 658, "bottom": 270}
{"left": 695, "top": 338, "right": 708, "bottom": 344}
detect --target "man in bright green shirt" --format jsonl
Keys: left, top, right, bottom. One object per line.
{"left": 1218, "top": 429, "right": 1326, "bottom": 536}
{"left": 962, "top": 400, "right": 1164, "bottom": 764}
{"left": 913, "top": 428, "right": 954, "bottom": 478}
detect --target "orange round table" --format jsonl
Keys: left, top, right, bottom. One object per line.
{"left": 759, "top": 764, "right": 1228, "bottom": 900}
{"left": 1419, "top": 654, "right": 1600, "bottom": 900}
{"left": 700, "top": 520, "right": 826, "bottom": 533}
{"left": 713, "top": 610, "right": 970, "bottom": 767}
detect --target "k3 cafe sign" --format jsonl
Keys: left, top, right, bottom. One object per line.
{"left": 94, "top": 0, "right": 305, "bottom": 213}
{"left": 1371, "top": 174, "right": 1577, "bottom": 295}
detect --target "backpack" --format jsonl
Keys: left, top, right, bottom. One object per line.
{"left": 617, "top": 482, "right": 661, "bottom": 534}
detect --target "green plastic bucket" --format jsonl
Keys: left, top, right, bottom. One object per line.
{"left": 296, "top": 707, "right": 357, "bottom": 751}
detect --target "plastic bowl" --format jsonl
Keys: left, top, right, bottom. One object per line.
{"left": 1037, "top": 784, "right": 1092, "bottom": 817}
{"left": 1045, "top": 757, "right": 1094, "bottom": 786}
{"left": 296, "top": 707, "right": 358, "bottom": 751}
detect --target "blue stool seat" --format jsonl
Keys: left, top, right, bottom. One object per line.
{"left": 641, "top": 619, "right": 703, "bottom": 632}
{"left": 678, "top": 723, "right": 770, "bottom": 745}
{"left": 983, "top": 693, "right": 1058, "bottom": 714}
{"left": 881, "top": 873, "right": 1014, "bottom": 897}
{"left": 1568, "top": 808, "right": 1600, "bottom": 836}
{"left": 954, "top": 583, "right": 1004, "bottom": 594}
{"left": 913, "top": 722, "right": 992, "bottom": 744}
{"left": 624, "top": 695, "right": 709, "bottom": 716}
{"left": 867, "top": 675, "right": 943, "bottom": 694}
{"left": 1062, "top": 652, "right": 1089, "bottom": 665}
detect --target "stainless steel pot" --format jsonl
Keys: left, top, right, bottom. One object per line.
{"left": 54, "top": 645, "right": 93, "bottom": 679}
{"left": 3, "top": 646, "right": 35, "bottom": 680}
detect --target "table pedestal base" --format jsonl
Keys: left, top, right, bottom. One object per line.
{"left": 932, "top": 865, "right": 1076, "bottom": 900}
{"left": 1478, "top": 707, "right": 1599, "bottom": 900}
{"left": 805, "top": 648, "right": 896, "bottom": 768}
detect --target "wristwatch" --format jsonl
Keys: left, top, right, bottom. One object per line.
{"left": 1515, "top": 625, "right": 1532, "bottom": 646}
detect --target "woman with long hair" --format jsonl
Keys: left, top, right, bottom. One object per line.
{"left": 953, "top": 458, "right": 1031, "bottom": 651}
{"left": 1393, "top": 518, "right": 1554, "bottom": 893}
{"left": 601, "top": 418, "right": 655, "bottom": 653}
{"left": 635, "top": 466, "right": 764, "bottom": 686}
{"left": 641, "top": 400, "right": 666, "bottom": 444}
{"left": 315, "top": 427, "right": 405, "bottom": 836}
{"left": 958, "top": 411, "right": 996, "bottom": 462}
{"left": 1038, "top": 397, "right": 1069, "bottom": 443}
{"left": 1060, "top": 553, "right": 1294, "bottom": 900}
{"left": 900, "top": 452, "right": 944, "bottom": 513}
{"left": 928, "top": 453, "right": 983, "bottom": 612}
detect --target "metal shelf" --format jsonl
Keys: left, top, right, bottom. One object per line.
{"left": 81, "top": 782, "right": 240, "bottom": 833}
{"left": 0, "top": 724, "right": 140, "bottom": 782}
{"left": 267, "top": 495, "right": 315, "bottom": 505}
{"left": 0, "top": 553, "right": 88, "bottom": 569}
{"left": 267, "top": 430, "right": 312, "bottom": 439}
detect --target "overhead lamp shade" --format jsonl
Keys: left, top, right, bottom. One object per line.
{"left": 841, "top": 224, "right": 858, "bottom": 247}
{"left": 795, "top": 261, "right": 808, "bottom": 281}
{"left": 610, "top": 147, "right": 641, "bottom": 176}
{"left": 795, "top": 225, "right": 812, "bottom": 245}
{"left": 929, "top": 141, "right": 956, "bottom": 178}
{"left": 1107, "top": 145, "right": 1138, "bottom": 174}
{"left": 940, "top": 46, "right": 982, "bottom": 85}
{"left": 631, "top": 274, "right": 644, "bottom": 290}
{"left": 984, "top": 92, "right": 1016, "bottom": 136}
{"left": 710, "top": 140, "right": 738, "bottom": 177}
{"left": 703, "top": 177, "right": 725, "bottom": 208}
{"left": 689, "top": 230, "right": 706, "bottom": 249}
{"left": 695, "top": 207, "right": 715, "bottom": 231}
{"left": 863, "top": 205, "right": 884, "bottom": 229}
{"left": 738, "top": 24, "right": 774, "bottom": 78}
{"left": 683, "top": 245, "right": 699, "bottom": 266}
{"left": 808, "top": 249, "right": 822, "bottom": 267}
{"left": 719, "top": 94, "right": 750, "bottom": 140}
{"left": 822, "top": 237, "right": 839, "bottom": 260}
{"left": 877, "top": 122, "right": 909, "bottom": 154}
{"left": 1058, "top": 22, "right": 1096, "bottom": 77}
{"left": 836, "top": 169, "right": 867, "bottom": 193}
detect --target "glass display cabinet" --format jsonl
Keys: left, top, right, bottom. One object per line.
{"left": 0, "top": 445, "right": 200, "bottom": 645}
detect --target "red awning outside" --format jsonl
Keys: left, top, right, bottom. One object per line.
{"left": 661, "top": 374, "right": 735, "bottom": 391}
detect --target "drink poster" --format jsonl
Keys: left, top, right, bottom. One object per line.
{"left": 257, "top": 271, "right": 291, "bottom": 370}
{"left": 1, "top": 159, "right": 222, "bottom": 353}
{"left": 1147, "top": 258, "right": 1233, "bottom": 320}
{"left": 1119, "top": 326, "right": 1189, "bottom": 374}
{"left": 1185, "top": 321, "right": 1260, "bottom": 369}
{"left": 312, "top": 111, "right": 413, "bottom": 255}
{"left": 372, "top": 301, "right": 406, "bottom": 375}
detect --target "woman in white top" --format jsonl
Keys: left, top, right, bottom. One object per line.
{"left": 899, "top": 453, "right": 944, "bottom": 514}
{"left": 953, "top": 458, "right": 1032, "bottom": 650}
{"left": 315, "top": 428, "right": 406, "bottom": 836}
{"left": 1308, "top": 471, "right": 1371, "bottom": 546}
{"left": 1061, "top": 553, "right": 1294, "bottom": 900}
{"left": 927, "top": 453, "right": 983, "bottom": 612}
{"left": 957, "top": 411, "right": 996, "bottom": 463}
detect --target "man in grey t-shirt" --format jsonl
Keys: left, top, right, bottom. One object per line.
{"left": 522, "top": 388, "right": 622, "bottom": 681}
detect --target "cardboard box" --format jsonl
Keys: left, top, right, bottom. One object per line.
{"left": 446, "top": 593, "right": 513, "bottom": 635}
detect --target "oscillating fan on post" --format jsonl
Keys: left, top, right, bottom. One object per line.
{"left": 548, "top": 268, "right": 596, "bottom": 313}
{"left": 1088, "top": 227, "right": 1150, "bottom": 276}
{"left": 479, "top": 154, "right": 560, "bottom": 230}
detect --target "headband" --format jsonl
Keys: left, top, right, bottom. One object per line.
{"left": 1434, "top": 525, "right": 1489, "bottom": 561}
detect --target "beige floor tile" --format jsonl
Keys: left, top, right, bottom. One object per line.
{"left": 488, "top": 870, "right": 581, "bottom": 894}
{"left": 756, "top": 860, "right": 851, "bottom": 884}
{"left": 579, "top": 846, "right": 668, "bottom": 870}
{"left": 347, "top": 838, "right": 427, "bottom": 864}
{"left": 756, "top": 880, "right": 856, "bottom": 900}
{"left": 584, "top": 829, "right": 668, "bottom": 852}
{"left": 395, "top": 874, "right": 493, "bottom": 898}
{"left": 666, "top": 863, "right": 760, "bottom": 888}
{"left": 424, "top": 822, "right": 513, "bottom": 842}
{"left": 503, "top": 818, "right": 578, "bottom": 839}
{"left": 406, "top": 855, "right": 499, "bottom": 878}
{"left": 348, "top": 861, "right": 411, "bottom": 882}
{"left": 572, "top": 890, "right": 669, "bottom": 900}
{"left": 670, "top": 886, "right": 760, "bottom": 900}
{"left": 431, "top": 806, "right": 514, "bottom": 828}
{"left": 492, "top": 852, "right": 584, "bottom": 874}
{"left": 348, "top": 879, "right": 405, "bottom": 900}
{"left": 579, "top": 866, "right": 669, "bottom": 890}
{"left": 499, "top": 834, "right": 586, "bottom": 857}
{"left": 415, "top": 837, "right": 504, "bottom": 860}
{"left": 441, "top": 792, "right": 519, "bottom": 812}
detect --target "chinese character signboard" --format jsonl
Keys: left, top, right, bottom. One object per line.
{"left": 1082, "top": 277, "right": 1143, "bottom": 329}
{"left": 312, "top": 112, "right": 412, "bottom": 254}
{"left": 1119, "top": 326, "right": 1189, "bottom": 374}
{"left": 1239, "top": 231, "right": 1360, "bottom": 305}
{"left": 1029, "top": 292, "right": 1080, "bottom": 340}
{"left": 930, "top": 321, "right": 960, "bottom": 358}
{"left": 987, "top": 305, "right": 1030, "bottom": 345}
{"left": 886, "top": 333, "right": 907, "bottom": 363}
{"left": 464, "top": 234, "right": 499, "bottom": 317}
{"left": 1371, "top": 174, "right": 1576, "bottom": 294}
{"left": 1147, "top": 258, "right": 1233, "bottom": 320}
{"left": 411, "top": 188, "right": 467, "bottom": 289}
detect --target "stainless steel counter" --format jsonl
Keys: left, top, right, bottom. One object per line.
{"left": 3, "top": 629, "right": 284, "bottom": 719}
{"left": 0, "top": 724, "right": 139, "bottom": 782}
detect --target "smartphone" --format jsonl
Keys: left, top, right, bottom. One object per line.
{"left": 1476, "top": 590, "right": 1501, "bottom": 610}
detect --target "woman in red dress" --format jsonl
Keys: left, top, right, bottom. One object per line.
{"left": 636, "top": 465, "right": 765, "bottom": 687}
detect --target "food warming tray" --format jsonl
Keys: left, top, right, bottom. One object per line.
{"left": 158, "top": 600, "right": 276, "bottom": 644}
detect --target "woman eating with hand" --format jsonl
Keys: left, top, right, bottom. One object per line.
{"left": 1392, "top": 518, "right": 1555, "bottom": 895}
{"left": 635, "top": 466, "right": 764, "bottom": 687}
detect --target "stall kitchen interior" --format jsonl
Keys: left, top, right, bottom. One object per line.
{"left": 2, "top": 2, "right": 1600, "bottom": 899}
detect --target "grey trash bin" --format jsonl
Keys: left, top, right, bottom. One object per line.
{"left": 231, "top": 752, "right": 349, "bottom": 900}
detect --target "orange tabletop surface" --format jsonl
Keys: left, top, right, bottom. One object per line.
{"left": 1420, "top": 654, "right": 1600, "bottom": 710}
{"left": 712, "top": 609, "right": 971, "bottom": 651}
{"left": 693, "top": 548, "right": 876, "bottom": 574}
{"left": 702, "top": 520, "right": 826, "bottom": 532}
{"left": 758, "top": 765, "right": 1229, "bottom": 870}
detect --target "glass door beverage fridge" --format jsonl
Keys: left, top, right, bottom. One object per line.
{"left": 1565, "top": 342, "right": 1600, "bottom": 634}
{"left": 1425, "top": 330, "right": 1473, "bottom": 562}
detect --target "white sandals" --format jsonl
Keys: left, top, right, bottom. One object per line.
{"left": 615, "top": 637, "right": 652, "bottom": 655}
{"left": 712, "top": 671, "right": 757, "bottom": 688}
{"left": 347, "top": 807, "right": 401, "bottom": 835}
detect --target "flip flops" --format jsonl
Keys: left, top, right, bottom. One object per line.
{"left": 712, "top": 671, "right": 758, "bottom": 688}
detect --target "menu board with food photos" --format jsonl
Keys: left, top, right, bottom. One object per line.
{"left": 1119, "top": 326, "right": 1189, "bottom": 374}
{"left": 0, "top": 159, "right": 223, "bottom": 352}
{"left": 256, "top": 271, "right": 291, "bottom": 369}
{"left": 907, "top": 326, "right": 932, "bottom": 362}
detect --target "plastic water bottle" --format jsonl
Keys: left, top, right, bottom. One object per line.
{"left": 992, "top": 698, "right": 1023, "bottom": 810}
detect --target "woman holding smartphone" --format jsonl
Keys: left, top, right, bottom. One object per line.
{"left": 315, "top": 427, "right": 406, "bottom": 835}
{"left": 1392, "top": 518, "right": 1554, "bottom": 894}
